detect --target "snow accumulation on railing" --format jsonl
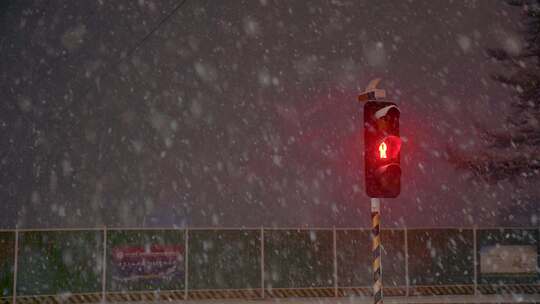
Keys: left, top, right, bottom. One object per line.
{"left": 0, "top": 227, "right": 538, "bottom": 303}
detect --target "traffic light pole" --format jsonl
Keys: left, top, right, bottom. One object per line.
{"left": 359, "top": 79, "right": 398, "bottom": 304}
{"left": 371, "top": 198, "right": 383, "bottom": 304}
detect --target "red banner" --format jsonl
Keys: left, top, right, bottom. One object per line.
{"left": 111, "top": 244, "right": 184, "bottom": 282}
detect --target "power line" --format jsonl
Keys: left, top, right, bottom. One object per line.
{"left": 122, "top": 0, "right": 189, "bottom": 63}
{"left": 80, "top": 0, "right": 191, "bottom": 176}
{"left": 34, "top": 0, "right": 191, "bottom": 163}
{"left": 83, "top": 0, "right": 190, "bottom": 96}
{"left": 7, "top": 0, "right": 189, "bottom": 116}
{"left": 56, "top": 0, "right": 190, "bottom": 118}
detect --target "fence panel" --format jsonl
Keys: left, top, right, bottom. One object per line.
{"left": 477, "top": 228, "right": 539, "bottom": 288}
{"left": 408, "top": 229, "right": 474, "bottom": 286}
{"left": 336, "top": 229, "right": 370, "bottom": 287}
{"left": 106, "top": 229, "right": 185, "bottom": 292}
{"left": 264, "top": 229, "right": 333, "bottom": 289}
{"left": 3, "top": 226, "right": 538, "bottom": 299}
{"left": 188, "top": 229, "right": 260, "bottom": 290}
{"left": 382, "top": 229, "right": 407, "bottom": 288}
{"left": 336, "top": 229, "right": 406, "bottom": 289}
{"left": 16, "top": 230, "right": 102, "bottom": 296}
{"left": 0, "top": 232, "right": 14, "bottom": 299}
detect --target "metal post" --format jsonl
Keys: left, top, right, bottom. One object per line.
{"left": 184, "top": 228, "right": 189, "bottom": 300}
{"left": 371, "top": 198, "right": 383, "bottom": 304}
{"left": 333, "top": 226, "right": 338, "bottom": 297}
{"left": 12, "top": 229, "right": 19, "bottom": 304}
{"left": 473, "top": 227, "right": 477, "bottom": 296}
{"left": 101, "top": 227, "right": 107, "bottom": 304}
{"left": 260, "top": 227, "right": 265, "bottom": 299}
{"left": 404, "top": 228, "right": 409, "bottom": 297}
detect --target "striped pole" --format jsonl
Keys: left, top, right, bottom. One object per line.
{"left": 371, "top": 198, "right": 383, "bottom": 304}
{"left": 101, "top": 227, "right": 107, "bottom": 304}
{"left": 12, "top": 229, "right": 18, "bottom": 304}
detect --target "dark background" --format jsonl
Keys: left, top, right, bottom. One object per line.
{"left": 1, "top": 1, "right": 538, "bottom": 229}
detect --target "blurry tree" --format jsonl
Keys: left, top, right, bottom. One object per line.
{"left": 451, "top": 0, "right": 540, "bottom": 182}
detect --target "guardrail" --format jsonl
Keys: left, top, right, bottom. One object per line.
{"left": 0, "top": 227, "right": 538, "bottom": 303}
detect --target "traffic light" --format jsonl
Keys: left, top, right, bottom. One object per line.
{"left": 364, "top": 101, "right": 401, "bottom": 198}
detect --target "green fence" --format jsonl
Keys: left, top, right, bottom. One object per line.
{"left": 0, "top": 232, "right": 14, "bottom": 298}
{"left": 408, "top": 229, "right": 474, "bottom": 286}
{"left": 0, "top": 227, "right": 537, "bottom": 301}
{"left": 336, "top": 229, "right": 406, "bottom": 288}
{"left": 189, "top": 229, "right": 260, "bottom": 290}
{"left": 264, "top": 229, "right": 334, "bottom": 288}
{"left": 16, "top": 230, "right": 102, "bottom": 295}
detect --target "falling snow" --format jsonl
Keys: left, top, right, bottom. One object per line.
{"left": 0, "top": 2, "right": 539, "bottom": 296}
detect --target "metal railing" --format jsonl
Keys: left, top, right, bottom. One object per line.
{"left": 0, "top": 226, "right": 538, "bottom": 303}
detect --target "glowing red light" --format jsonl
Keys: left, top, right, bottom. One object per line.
{"left": 379, "top": 142, "right": 387, "bottom": 159}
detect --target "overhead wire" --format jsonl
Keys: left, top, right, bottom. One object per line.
{"left": 77, "top": 0, "right": 191, "bottom": 181}
{"left": 121, "top": 0, "right": 190, "bottom": 64}
{"left": 85, "top": 0, "right": 191, "bottom": 163}
{"left": 77, "top": 0, "right": 190, "bottom": 100}
{"left": 31, "top": 0, "right": 191, "bottom": 185}
{"left": 7, "top": 0, "right": 189, "bottom": 121}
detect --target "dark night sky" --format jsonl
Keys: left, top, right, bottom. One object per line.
{"left": 1, "top": 0, "right": 538, "bottom": 229}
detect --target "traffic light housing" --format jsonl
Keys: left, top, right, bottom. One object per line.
{"left": 364, "top": 101, "right": 401, "bottom": 198}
